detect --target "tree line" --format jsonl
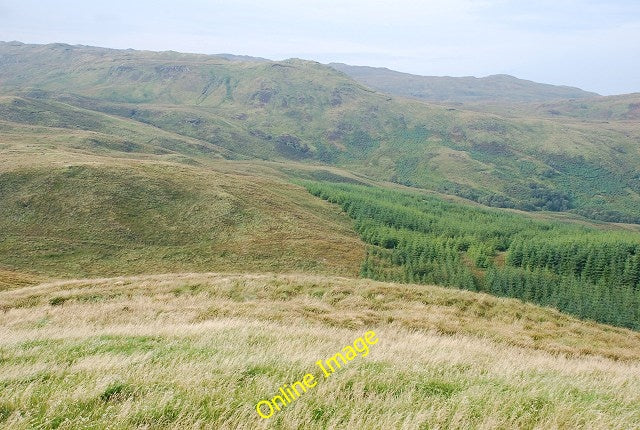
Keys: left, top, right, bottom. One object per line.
{"left": 305, "top": 181, "right": 640, "bottom": 330}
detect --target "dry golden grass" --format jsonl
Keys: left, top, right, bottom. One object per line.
{"left": 0, "top": 269, "right": 42, "bottom": 291}
{"left": 1, "top": 273, "right": 640, "bottom": 429}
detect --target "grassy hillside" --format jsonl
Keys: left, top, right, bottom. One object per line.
{"left": 1, "top": 273, "right": 639, "bottom": 429}
{"left": 0, "top": 159, "right": 364, "bottom": 281}
{"left": 536, "top": 93, "right": 640, "bottom": 120}
{"left": 457, "top": 93, "right": 640, "bottom": 123}
{"left": 329, "top": 63, "right": 599, "bottom": 103}
{"left": 2, "top": 40, "right": 640, "bottom": 430}
{"left": 2, "top": 42, "right": 640, "bottom": 223}
{"left": 500, "top": 93, "right": 640, "bottom": 121}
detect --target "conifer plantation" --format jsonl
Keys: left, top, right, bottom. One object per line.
{"left": 306, "top": 182, "right": 640, "bottom": 329}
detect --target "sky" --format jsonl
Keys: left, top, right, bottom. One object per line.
{"left": 1, "top": 0, "right": 638, "bottom": 95}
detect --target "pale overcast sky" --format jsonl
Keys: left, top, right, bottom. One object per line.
{"left": 1, "top": 0, "right": 638, "bottom": 95}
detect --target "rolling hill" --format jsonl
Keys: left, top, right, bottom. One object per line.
{"left": 0, "top": 160, "right": 365, "bottom": 280}
{"left": 508, "top": 93, "right": 640, "bottom": 121}
{"left": 1, "top": 41, "right": 639, "bottom": 224}
{"left": 2, "top": 41, "right": 640, "bottom": 429}
{"left": 328, "top": 62, "right": 599, "bottom": 103}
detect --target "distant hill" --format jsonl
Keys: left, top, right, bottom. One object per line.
{"left": 329, "top": 62, "right": 599, "bottom": 103}
{"left": 533, "top": 93, "right": 640, "bottom": 120}
{"left": 212, "top": 53, "right": 271, "bottom": 62}
{"left": 454, "top": 92, "right": 640, "bottom": 121}
{"left": 1, "top": 41, "right": 639, "bottom": 224}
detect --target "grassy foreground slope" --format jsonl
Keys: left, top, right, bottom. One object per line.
{"left": 1, "top": 273, "right": 639, "bottom": 429}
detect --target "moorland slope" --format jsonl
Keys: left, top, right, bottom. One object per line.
{"left": 1, "top": 273, "right": 639, "bottom": 429}
{"left": 1, "top": 41, "right": 640, "bottom": 222}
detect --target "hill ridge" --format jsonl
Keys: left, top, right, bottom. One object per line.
{"left": 329, "top": 62, "right": 600, "bottom": 102}
{"left": 2, "top": 41, "right": 640, "bottom": 224}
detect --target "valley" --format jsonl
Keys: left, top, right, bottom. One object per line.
{"left": 1, "top": 41, "right": 640, "bottom": 429}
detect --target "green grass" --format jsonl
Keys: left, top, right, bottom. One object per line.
{"left": 0, "top": 161, "right": 364, "bottom": 279}
{"left": 1, "top": 273, "right": 639, "bottom": 429}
